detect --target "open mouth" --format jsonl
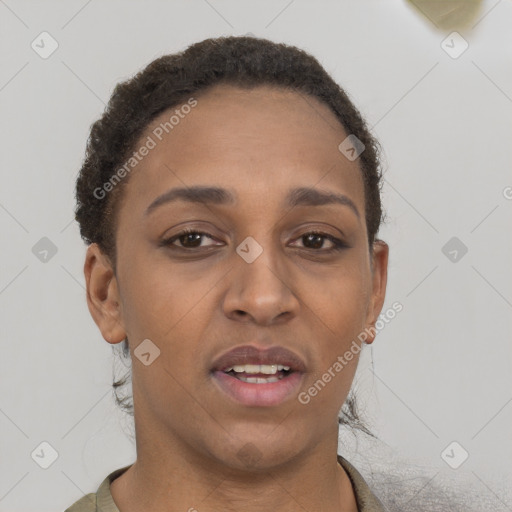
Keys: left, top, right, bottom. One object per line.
{"left": 210, "top": 345, "right": 305, "bottom": 406}
{"left": 221, "top": 364, "right": 293, "bottom": 383}
{"left": 212, "top": 367, "right": 303, "bottom": 407}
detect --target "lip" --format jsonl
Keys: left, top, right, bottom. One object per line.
{"left": 212, "top": 371, "right": 303, "bottom": 407}
{"left": 211, "top": 345, "right": 306, "bottom": 373}
{"left": 210, "top": 345, "right": 306, "bottom": 407}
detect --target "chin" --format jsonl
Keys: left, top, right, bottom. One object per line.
{"left": 205, "top": 429, "right": 307, "bottom": 473}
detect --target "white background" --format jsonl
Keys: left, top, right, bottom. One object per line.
{"left": 0, "top": 1, "right": 511, "bottom": 511}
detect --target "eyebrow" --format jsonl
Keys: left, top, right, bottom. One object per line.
{"left": 145, "top": 185, "right": 360, "bottom": 219}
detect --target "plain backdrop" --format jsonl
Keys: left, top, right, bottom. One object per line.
{"left": 0, "top": 1, "right": 511, "bottom": 511}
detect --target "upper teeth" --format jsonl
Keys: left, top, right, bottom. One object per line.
{"left": 224, "top": 364, "right": 290, "bottom": 374}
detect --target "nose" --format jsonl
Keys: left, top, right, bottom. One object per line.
{"left": 222, "top": 237, "right": 300, "bottom": 326}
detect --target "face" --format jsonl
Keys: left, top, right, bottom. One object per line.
{"left": 85, "top": 84, "right": 388, "bottom": 471}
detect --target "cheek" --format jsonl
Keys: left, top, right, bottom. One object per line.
{"left": 302, "top": 284, "right": 365, "bottom": 412}
{"left": 310, "top": 266, "right": 370, "bottom": 341}
{"left": 117, "top": 248, "right": 221, "bottom": 343}
{"left": 303, "top": 262, "right": 370, "bottom": 397}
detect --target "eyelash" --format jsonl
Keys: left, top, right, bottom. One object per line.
{"left": 160, "top": 228, "right": 348, "bottom": 253}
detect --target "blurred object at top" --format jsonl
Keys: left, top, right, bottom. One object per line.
{"left": 406, "top": 0, "right": 486, "bottom": 30}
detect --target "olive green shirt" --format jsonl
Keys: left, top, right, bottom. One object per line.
{"left": 64, "top": 455, "right": 386, "bottom": 512}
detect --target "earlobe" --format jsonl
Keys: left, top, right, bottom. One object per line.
{"left": 364, "top": 240, "right": 389, "bottom": 344}
{"left": 84, "top": 244, "right": 126, "bottom": 344}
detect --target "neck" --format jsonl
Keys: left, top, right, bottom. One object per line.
{"left": 111, "top": 424, "right": 358, "bottom": 512}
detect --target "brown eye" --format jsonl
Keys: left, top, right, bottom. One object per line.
{"left": 160, "top": 229, "right": 348, "bottom": 253}
{"left": 293, "top": 231, "right": 347, "bottom": 252}
{"left": 162, "top": 229, "right": 219, "bottom": 249}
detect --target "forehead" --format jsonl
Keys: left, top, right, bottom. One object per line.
{"left": 121, "top": 84, "right": 365, "bottom": 214}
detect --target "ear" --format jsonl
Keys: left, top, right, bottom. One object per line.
{"left": 364, "top": 240, "right": 389, "bottom": 344}
{"left": 84, "top": 243, "right": 126, "bottom": 344}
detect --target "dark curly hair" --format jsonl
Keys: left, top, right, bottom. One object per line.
{"left": 75, "top": 35, "right": 385, "bottom": 438}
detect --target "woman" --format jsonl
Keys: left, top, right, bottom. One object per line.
{"left": 66, "top": 35, "right": 389, "bottom": 512}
